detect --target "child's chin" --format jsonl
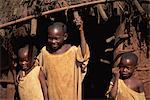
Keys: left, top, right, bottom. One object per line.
{"left": 52, "top": 47, "right": 58, "bottom": 50}
{"left": 52, "top": 46, "right": 60, "bottom": 51}
{"left": 22, "top": 68, "right": 28, "bottom": 71}
{"left": 121, "top": 75, "right": 130, "bottom": 79}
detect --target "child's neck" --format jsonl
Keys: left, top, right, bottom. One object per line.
{"left": 123, "top": 77, "right": 132, "bottom": 82}
{"left": 122, "top": 76, "right": 133, "bottom": 81}
{"left": 48, "top": 44, "right": 71, "bottom": 54}
{"left": 123, "top": 76, "right": 141, "bottom": 93}
{"left": 123, "top": 76, "right": 136, "bottom": 88}
{"left": 24, "top": 62, "right": 35, "bottom": 75}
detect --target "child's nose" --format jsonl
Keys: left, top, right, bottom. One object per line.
{"left": 22, "top": 61, "right": 27, "bottom": 65}
{"left": 52, "top": 39, "right": 57, "bottom": 43}
{"left": 123, "top": 67, "right": 128, "bottom": 72}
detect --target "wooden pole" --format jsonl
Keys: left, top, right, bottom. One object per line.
{"left": 133, "top": 0, "right": 145, "bottom": 15}
{"left": 0, "top": 0, "right": 115, "bottom": 29}
{"left": 0, "top": 80, "right": 14, "bottom": 84}
{"left": 30, "top": 18, "right": 37, "bottom": 36}
{"left": 97, "top": 4, "right": 108, "bottom": 21}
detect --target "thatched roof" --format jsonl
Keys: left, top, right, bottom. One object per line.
{"left": 0, "top": 0, "right": 149, "bottom": 57}
{"left": 0, "top": 0, "right": 149, "bottom": 55}
{"left": 0, "top": 0, "right": 105, "bottom": 24}
{"left": 0, "top": 0, "right": 149, "bottom": 29}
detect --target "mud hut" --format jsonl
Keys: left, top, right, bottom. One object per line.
{"left": 0, "top": 0, "right": 150, "bottom": 99}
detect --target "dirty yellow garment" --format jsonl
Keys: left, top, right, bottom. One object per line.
{"left": 18, "top": 66, "right": 44, "bottom": 100}
{"left": 37, "top": 44, "right": 90, "bottom": 100}
{"left": 116, "top": 79, "right": 146, "bottom": 100}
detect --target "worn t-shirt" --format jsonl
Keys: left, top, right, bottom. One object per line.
{"left": 106, "top": 79, "right": 146, "bottom": 100}
{"left": 18, "top": 66, "right": 44, "bottom": 100}
{"left": 37, "top": 44, "right": 90, "bottom": 100}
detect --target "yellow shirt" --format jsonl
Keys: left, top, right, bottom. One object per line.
{"left": 37, "top": 44, "right": 90, "bottom": 100}
{"left": 116, "top": 79, "right": 146, "bottom": 100}
{"left": 18, "top": 66, "right": 44, "bottom": 100}
{"left": 107, "top": 79, "right": 146, "bottom": 100}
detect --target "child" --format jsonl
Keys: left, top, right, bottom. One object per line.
{"left": 37, "top": 15, "right": 90, "bottom": 100}
{"left": 109, "top": 52, "right": 146, "bottom": 100}
{"left": 17, "top": 44, "right": 48, "bottom": 100}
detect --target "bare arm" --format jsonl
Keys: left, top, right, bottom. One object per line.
{"left": 138, "top": 80, "right": 144, "bottom": 93}
{"left": 39, "top": 69, "right": 49, "bottom": 100}
{"left": 74, "top": 11, "right": 86, "bottom": 57}
{"left": 110, "top": 67, "right": 120, "bottom": 98}
{"left": 79, "top": 23, "right": 86, "bottom": 57}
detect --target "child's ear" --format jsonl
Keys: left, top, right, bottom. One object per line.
{"left": 64, "top": 33, "right": 68, "bottom": 40}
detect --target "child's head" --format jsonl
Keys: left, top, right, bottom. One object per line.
{"left": 118, "top": 52, "right": 138, "bottom": 79}
{"left": 47, "top": 22, "right": 68, "bottom": 52}
{"left": 18, "top": 44, "right": 36, "bottom": 71}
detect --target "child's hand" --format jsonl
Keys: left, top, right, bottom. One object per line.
{"left": 112, "top": 67, "right": 120, "bottom": 79}
{"left": 73, "top": 11, "right": 83, "bottom": 31}
{"left": 16, "top": 70, "right": 25, "bottom": 83}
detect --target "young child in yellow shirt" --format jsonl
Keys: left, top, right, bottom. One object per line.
{"left": 17, "top": 44, "right": 48, "bottom": 100}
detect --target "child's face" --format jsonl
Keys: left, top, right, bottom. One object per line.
{"left": 18, "top": 52, "right": 31, "bottom": 71}
{"left": 119, "top": 59, "right": 136, "bottom": 79}
{"left": 47, "top": 28, "right": 67, "bottom": 51}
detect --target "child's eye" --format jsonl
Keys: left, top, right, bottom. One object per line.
{"left": 48, "top": 37, "right": 60, "bottom": 40}
{"left": 118, "top": 64, "right": 126, "bottom": 67}
{"left": 119, "top": 66, "right": 125, "bottom": 68}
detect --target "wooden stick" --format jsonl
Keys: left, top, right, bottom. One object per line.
{"left": 0, "top": 0, "right": 114, "bottom": 29}
{"left": 96, "top": 4, "right": 108, "bottom": 21}
{"left": 106, "top": 35, "right": 115, "bottom": 43}
{"left": 117, "top": 34, "right": 129, "bottom": 39}
{"left": 133, "top": 0, "right": 145, "bottom": 15}
{"left": 30, "top": 18, "right": 37, "bottom": 36}
{"left": 73, "top": 11, "right": 80, "bottom": 19}
{"left": 113, "top": 2, "right": 120, "bottom": 15}
{"left": 0, "top": 79, "right": 14, "bottom": 84}
{"left": 116, "top": 2, "right": 124, "bottom": 12}
{"left": 100, "top": 58, "right": 111, "bottom": 64}
{"left": 105, "top": 48, "right": 113, "bottom": 52}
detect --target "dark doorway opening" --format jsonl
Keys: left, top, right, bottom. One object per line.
{"left": 82, "top": 15, "right": 120, "bottom": 99}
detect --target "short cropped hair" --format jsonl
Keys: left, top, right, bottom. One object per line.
{"left": 120, "top": 52, "right": 138, "bottom": 66}
{"left": 48, "top": 22, "right": 67, "bottom": 33}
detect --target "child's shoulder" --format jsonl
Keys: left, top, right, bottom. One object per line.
{"left": 41, "top": 46, "right": 46, "bottom": 51}
{"left": 132, "top": 78, "right": 143, "bottom": 86}
{"left": 132, "top": 78, "right": 144, "bottom": 92}
{"left": 61, "top": 44, "right": 76, "bottom": 53}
